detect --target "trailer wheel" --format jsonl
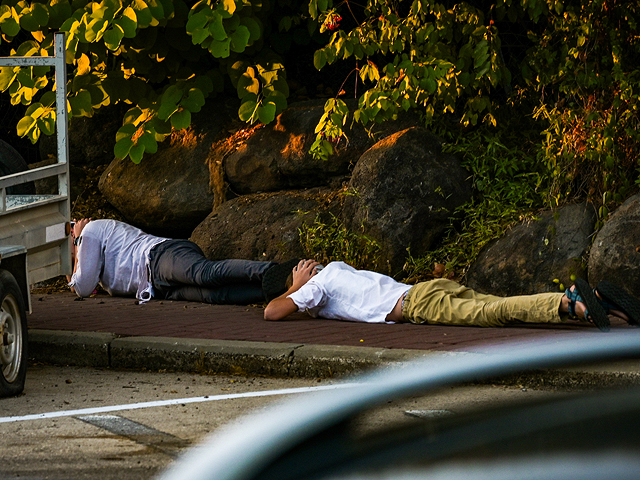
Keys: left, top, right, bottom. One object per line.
{"left": 0, "top": 269, "right": 27, "bottom": 397}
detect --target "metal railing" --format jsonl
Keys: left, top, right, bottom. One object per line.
{"left": 0, "top": 31, "right": 69, "bottom": 214}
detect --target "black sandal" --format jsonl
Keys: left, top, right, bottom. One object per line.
{"left": 565, "top": 278, "right": 610, "bottom": 332}
{"left": 595, "top": 280, "right": 640, "bottom": 326}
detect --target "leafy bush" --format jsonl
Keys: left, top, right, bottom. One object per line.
{"left": 0, "top": 0, "right": 305, "bottom": 162}
{"left": 299, "top": 213, "right": 382, "bottom": 271}
{"left": 305, "top": 0, "right": 640, "bottom": 208}
{"left": 524, "top": 0, "right": 640, "bottom": 223}
{"left": 2, "top": 0, "right": 639, "bottom": 278}
{"left": 3, "top": 0, "right": 639, "bottom": 197}
{"left": 301, "top": 0, "right": 640, "bottom": 278}
{"left": 404, "top": 116, "right": 547, "bottom": 281}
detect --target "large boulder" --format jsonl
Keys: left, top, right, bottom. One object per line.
{"left": 190, "top": 189, "right": 335, "bottom": 263}
{"left": 341, "top": 127, "right": 472, "bottom": 276}
{"left": 221, "top": 99, "right": 422, "bottom": 194}
{"left": 99, "top": 110, "right": 231, "bottom": 238}
{"left": 465, "top": 203, "right": 597, "bottom": 296}
{"left": 589, "top": 194, "right": 640, "bottom": 298}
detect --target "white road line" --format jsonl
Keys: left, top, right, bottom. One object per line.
{"left": 0, "top": 383, "right": 364, "bottom": 424}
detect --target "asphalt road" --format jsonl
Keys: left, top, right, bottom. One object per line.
{"left": 0, "top": 364, "right": 562, "bottom": 480}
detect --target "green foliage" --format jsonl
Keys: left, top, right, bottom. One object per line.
{"left": 309, "top": 97, "right": 349, "bottom": 160}
{"left": 235, "top": 58, "right": 288, "bottom": 124}
{"left": 299, "top": 0, "right": 640, "bottom": 278}
{"left": 523, "top": 0, "right": 640, "bottom": 218}
{"left": 0, "top": 0, "right": 293, "bottom": 161}
{"left": 403, "top": 122, "right": 547, "bottom": 281}
{"left": 0, "top": 0, "right": 639, "bottom": 235}
{"left": 299, "top": 213, "right": 382, "bottom": 271}
{"left": 308, "top": 0, "right": 511, "bottom": 156}
{"left": 306, "top": 0, "right": 640, "bottom": 210}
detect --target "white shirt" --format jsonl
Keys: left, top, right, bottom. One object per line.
{"left": 68, "top": 219, "right": 168, "bottom": 301}
{"left": 287, "top": 261, "right": 411, "bottom": 323}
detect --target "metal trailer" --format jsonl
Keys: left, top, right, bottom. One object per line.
{"left": 0, "top": 32, "right": 71, "bottom": 397}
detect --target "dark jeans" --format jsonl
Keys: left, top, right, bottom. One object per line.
{"left": 148, "top": 240, "right": 275, "bottom": 304}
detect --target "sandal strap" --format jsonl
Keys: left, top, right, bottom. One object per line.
{"left": 593, "top": 286, "right": 616, "bottom": 314}
{"left": 565, "top": 287, "right": 589, "bottom": 319}
{"left": 564, "top": 287, "right": 577, "bottom": 316}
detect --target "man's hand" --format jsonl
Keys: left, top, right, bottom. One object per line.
{"left": 264, "top": 259, "right": 321, "bottom": 321}
{"left": 290, "top": 259, "right": 321, "bottom": 291}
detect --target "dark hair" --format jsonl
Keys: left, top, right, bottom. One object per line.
{"left": 285, "top": 271, "right": 294, "bottom": 290}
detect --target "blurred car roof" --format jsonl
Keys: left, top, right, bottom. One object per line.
{"left": 157, "top": 332, "right": 640, "bottom": 480}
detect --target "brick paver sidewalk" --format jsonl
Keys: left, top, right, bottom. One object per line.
{"left": 26, "top": 291, "right": 627, "bottom": 354}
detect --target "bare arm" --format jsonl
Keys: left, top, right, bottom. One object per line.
{"left": 68, "top": 218, "right": 100, "bottom": 297}
{"left": 67, "top": 218, "right": 91, "bottom": 291}
{"left": 264, "top": 259, "right": 320, "bottom": 321}
{"left": 68, "top": 241, "right": 77, "bottom": 293}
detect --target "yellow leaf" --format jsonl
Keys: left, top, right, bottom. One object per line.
{"left": 77, "top": 53, "right": 91, "bottom": 76}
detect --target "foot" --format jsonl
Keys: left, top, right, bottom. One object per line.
{"left": 563, "top": 279, "right": 610, "bottom": 332}
{"left": 563, "top": 287, "right": 631, "bottom": 322}
{"left": 562, "top": 285, "right": 588, "bottom": 318}
{"left": 608, "top": 308, "right": 631, "bottom": 322}
{"left": 594, "top": 280, "right": 639, "bottom": 325}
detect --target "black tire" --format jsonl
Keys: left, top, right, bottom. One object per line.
{"left": 0, "top": 269, "right": 28, "bottom": 397}
{"left": 0, "top": 139, "right": 36, "bottom": 195}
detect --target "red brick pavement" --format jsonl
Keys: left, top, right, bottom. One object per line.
{"left": 27, "top": 291, "right": 628, "bottom": 353}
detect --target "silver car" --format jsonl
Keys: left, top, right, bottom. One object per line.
{"left": 158, "top": 332, "right": 640, "bottom": 480}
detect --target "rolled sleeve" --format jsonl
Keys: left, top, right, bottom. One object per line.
{"left": 68, "top": 236, "right": 103, "bottom": 297}
{"left": 288, "top": 283, "right": 325, "bottom": 317}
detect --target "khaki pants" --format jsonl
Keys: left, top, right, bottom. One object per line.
{"left": 402, "top": 279, "right": 565, "bottom": 327}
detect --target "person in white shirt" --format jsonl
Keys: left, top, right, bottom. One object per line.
{"left": 264, "top": 259, "right": 640, "bottom": 332}
{"left": 68, "top": 218, "right": 294, "bottom": 304}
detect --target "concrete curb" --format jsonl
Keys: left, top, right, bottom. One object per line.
{"left": 29, "top": 330, "right": 116, "bottom": 368}
{"left": 28, "top": 329, "right": 640, "bottom": 387}
{"left": 28, "top": 329, "right": 455, "bottom": 378}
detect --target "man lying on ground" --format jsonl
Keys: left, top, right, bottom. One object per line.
{"left": 264, "top": 259, "right": 640, "bottom": 332}
{"left": 68, "top": 218, "right": 295, "bottom": 305}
